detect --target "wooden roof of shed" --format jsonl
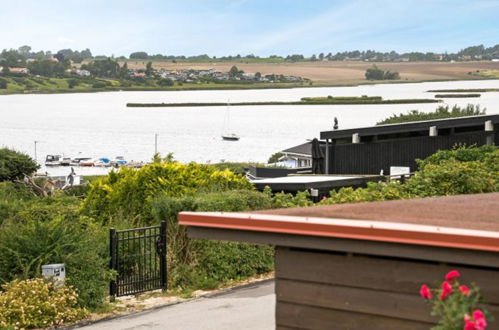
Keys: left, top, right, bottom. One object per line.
{"left": 256, "top": 192, "right": 499, "bottom": 232}
{"left": 179, "top": 193, "right": 499, "bottom": 253}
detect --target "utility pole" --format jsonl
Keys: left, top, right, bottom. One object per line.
{"left": 34, "top": 140, "right": 39, "bottom": 164}
{"left": 154, "top": 134, "right": 158, "bottom": 154}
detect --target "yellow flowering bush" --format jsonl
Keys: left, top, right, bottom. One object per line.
{"left": 0, "top": 278, "right": 87, "bottom": 329}
{"left": 82, "top": 162, "right": 252, "bottom": 225}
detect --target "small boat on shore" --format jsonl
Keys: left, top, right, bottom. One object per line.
{"left": 94, "top": 158, "right": 111, "bottom": 167}
{"left": 45, "top": 155, "right": 62, "bottom": 166}
{"left": 111, "top": 156, "right": 127, "bottom": 167}
{"left": 60, "top": 157, "right": 72, "bottom": 166}
{"left": 71, "top": 157, "right": 92, "bottom": 166}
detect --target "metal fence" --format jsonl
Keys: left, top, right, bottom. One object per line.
{"left": 109, "top": 221, "right": 167, "bottom": 298}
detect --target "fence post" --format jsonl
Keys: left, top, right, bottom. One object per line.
{"left": 160, "top": 221, "right": 167, "bottom": 291}
{"left": 109, "top": 227, "right": 117, "bottom": 301}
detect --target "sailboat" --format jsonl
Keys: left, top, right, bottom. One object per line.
{"left": 221, "top": 101, "right": 240, "bottom": 141}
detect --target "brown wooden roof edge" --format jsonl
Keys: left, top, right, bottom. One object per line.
{"left": 178, "top": 210, "right": 499, "bottom": 253}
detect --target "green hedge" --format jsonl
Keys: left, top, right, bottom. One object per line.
{"left": 150, "top": 190, "right": 274, "bottom": 290}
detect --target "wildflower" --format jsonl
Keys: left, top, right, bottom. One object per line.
{"left": 440, "top": 281, "right": 452, "bottom": 300}
{"left": 460, "top": 285, "right": 471, "bottom": 296}
{"left": 420, "top": 284, "right": 432, "bottom": 299}
{"left": 446, "top": 270, "right": 460, "bottom": 282}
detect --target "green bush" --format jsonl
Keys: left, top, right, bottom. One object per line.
{"left": 0, "top": 278, "right": 87, "bottom": 329}
{"left": 82, "top": 162, "right": 253, "bottom": 225}
{"left": 149, "top": 190, "right": 274, "bottom": 291}
{"left": 263, "top": 187, "right": 313, "bottom": 208}
{"left": 0, "top": 77, "right": 7, "bottom": 89}
{"left": 322, "top": 145, "right": 499, "bottom": 205}
{"left": 0, "top": 148, "right": 39, "bottom": 181}
{"left": 0, "top": 201, "right": 112, "bottom": 310}
{"left": 0, "top": 182, "right": 35, "bottom": 226}
{"left": 376, "top": 104, "right": 485, "bottom": 125}
{"left": 91, "top": 81, "right": 107, "bottom": 88}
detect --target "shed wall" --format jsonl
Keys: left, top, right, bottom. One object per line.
{"left": 275, "top": 247, "right": 499, "bottom": 330}
{"left": 328, "top": 131, "right": 496, "bottom": 175}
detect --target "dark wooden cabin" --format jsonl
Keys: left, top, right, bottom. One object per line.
{"left": 320, "top": 114, "right": 499, "bottom": 175}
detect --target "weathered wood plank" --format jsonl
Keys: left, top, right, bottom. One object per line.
{"left": 276, "top": 278, "right": 436, "bottom": 323}
{"left": 276, "top": 247, "right": 499, "bottom": 304}
{"left": 276, "top": 301, "right": 432, "bottom": 330}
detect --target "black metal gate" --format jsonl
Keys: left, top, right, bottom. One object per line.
{"left": 109, "top": 221, "right": 167, "bottom": 298}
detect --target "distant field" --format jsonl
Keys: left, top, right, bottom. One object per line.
{"left": 120, "top": 60, "right": 499, "bottom": 85}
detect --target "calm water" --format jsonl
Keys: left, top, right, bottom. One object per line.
{"left": 1, "top": 79, "right": 498, "bottom": 176}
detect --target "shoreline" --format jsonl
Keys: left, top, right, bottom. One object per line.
{"left": 1, "top": 77, "right": 498, "bottom": 96}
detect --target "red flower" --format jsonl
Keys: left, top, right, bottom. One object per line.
{"left": 464, "top": 319, "right": 477, "bottom": 330}
{"left": 440, "top": 281, "right": 452, "bottom": 300}
{"left": 445, "top": 270, "right": 460, "bottom": 282}
{"left": 420, "top": 284, "right": 432, "bottom": 299}
{"left": 460, "top": 285, "right": 471, "bottom": 296}
{"left": 473, "top": 310, "right": 487, "bottom": 330}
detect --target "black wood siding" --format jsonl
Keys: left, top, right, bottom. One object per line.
{"left": 329, "top": 131, "right": 495, "bottom": 175}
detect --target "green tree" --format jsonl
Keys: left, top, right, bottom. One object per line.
{"left": 130, "top": 51, "right": 148, "bottom": 59}
{"left": 365, "top": 65, "right": 385, "bottom": 80}
{"left": 0, "top": 148, "right": 39, "bottom": 181}
{"left": 145, "top": 61, "right": 153, "bottom": 76}
{"left": 229, "top": 65, "right": 241, "bottom": 79}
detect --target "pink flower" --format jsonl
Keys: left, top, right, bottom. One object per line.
{"left": 420, "top": 284, "right": 432, "bottom": 299}
{"left": 446, "top": 270, "right": 460, "bottom": 282}
{"left": 464, "top": 319, "right": 477, "bottom": 330}
{"left": 473, "top": 309, "right": 485, "bottom": 321}
{"left": 473, "top": 310, "right": 487, "bottom": 330}
{"left": 460, "top": 285, "right": 471, "bottom": 296}
{"left": 440, "top": 281, "right": 452, "bottom": 300}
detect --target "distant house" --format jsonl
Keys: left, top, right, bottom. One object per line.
{"left": 6, "top": 67, "right": 30, "bottom": 75}
{"left": 277, "top": 141, "right": 325, "bottom": 168}
{"left": 132, "top": 72, "right": 146, "bottom": 78}
{"left": 74, "top": 69, "right": 91, "bottom": 77}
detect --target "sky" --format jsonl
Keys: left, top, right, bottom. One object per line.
{"left": 1, "top": 0, "right": 498, "bottom": 57}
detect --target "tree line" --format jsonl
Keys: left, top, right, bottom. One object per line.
{"left": 1, "top": 43, "right": 498, "bottom": 68}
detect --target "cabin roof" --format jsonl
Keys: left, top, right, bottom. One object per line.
{"left": 320, "top": 114, "right": 499, "bottom": 140}
{"left": 179, "top": 193, "right": 499, "bottom": 253}
{"left": 282, "top": 140, "right": 325, "bottom": 156}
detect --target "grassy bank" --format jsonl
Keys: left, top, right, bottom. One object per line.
{"left": 434, "top": 93, "right": 481, "bottom": 98}
{"left": 0, "top": 75, "right": 311, "bottom": 95}
{"left": 1, "top": 74, "right": 498, "bottom": 96}
{"left": 127, "top": 96, "right": 440, "bottom": 107}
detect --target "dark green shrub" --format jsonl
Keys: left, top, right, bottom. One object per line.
{"left": 150, "top": 190, "right": 274, "bottom": 291}
{"left": 377, "top": 104, "right": 485, "bottom": 125}
{"left": 158, "top": 78, "right": 174, "bottom": 86}
{"left": 91, "top": 81, "right": 107, "bottom": 88}
{"left": 0, "top": 148, "right": 39, "bottom": 181}
{"left": 0, "top": 78, "right": 7, "bottom": 89}
{"left": 0, "top": 202, "right": 112, "bottom": 310}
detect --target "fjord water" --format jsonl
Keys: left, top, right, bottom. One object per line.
{"left": 1, "top": 79, "right": 498, "bottom": 175}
